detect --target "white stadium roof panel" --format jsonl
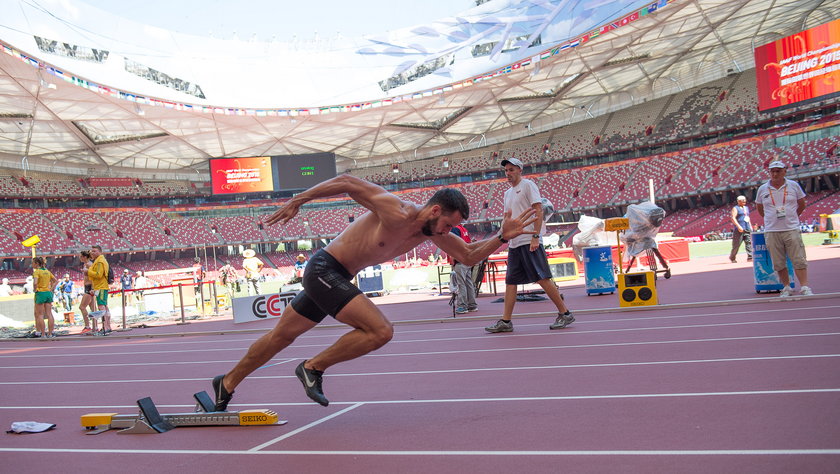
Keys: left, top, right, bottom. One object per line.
{"left": 0, "top": 0, "right": 836, "bottom": 178}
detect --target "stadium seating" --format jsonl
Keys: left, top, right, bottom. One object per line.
{"left": 163, "top": 216, "right": 223, "bottom": 246}
{"left": 538, "top": 168, "right": 590, "bottom": 210}
{"left": 576, "top": 162, "right": 640, "bottom": 207}
{"left": 0, "top": 175, "right": 26, "bottom": 196}
{"left": 48, "top": 212, "right": 128, "bottom": 251}
{"left": 1, "top": 66, "right": 837, "bottom": 269}
{"left": 0, "top": 212, "right": 72, "bottom": 254}
{"left": 100, "top": 211, "right": 174, "bottom": 250}
{"left": 305, "top": 208, "right": 355, "bottom": 236}
{"left": 614, "top": 154, "right": 683, "bottom": 203}
{"left": 208, "top": 215, "right": 264, "bottom": 243}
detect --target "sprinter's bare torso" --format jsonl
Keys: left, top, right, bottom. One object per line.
{"left": 267, "top": 177, "right": 481, "bottom": 274}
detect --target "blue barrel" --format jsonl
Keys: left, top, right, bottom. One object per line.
{"left": 752, "top": 232, "right": 795, "bottom": 293}
{"left": 583, "top": 245, "right": 616, "bottom": 295}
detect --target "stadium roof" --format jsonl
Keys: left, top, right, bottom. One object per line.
{"left": 0, "top": 0, "right": 836, "bottom": 180}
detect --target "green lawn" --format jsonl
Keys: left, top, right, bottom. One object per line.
{"left": 689, "top": 232, "right": 830, "bottom": 259}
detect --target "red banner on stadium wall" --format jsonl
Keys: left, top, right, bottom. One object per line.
{"left": 210, "top": 157, "right": 274, "bottom": 195}
{"left": 754, "top": 18, "right": 840, "bottom": 111}
{"left": 88, "top": 177, "right": 134, "bottom": 187}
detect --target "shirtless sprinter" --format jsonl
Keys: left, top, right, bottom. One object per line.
{"left": 212, "top": 174, "right": 536, "bottom": 409}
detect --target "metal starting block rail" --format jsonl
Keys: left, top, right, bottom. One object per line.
{"left": 81, "top": 391, "right": 287, "bottom": 434}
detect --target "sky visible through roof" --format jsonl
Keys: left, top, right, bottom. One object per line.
{"left": 80, "top": 0, "right": 470, "bottom": 42}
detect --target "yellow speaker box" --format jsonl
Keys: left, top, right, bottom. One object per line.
{"left": 617, "top": 271, "right": 658, "bottom": 307}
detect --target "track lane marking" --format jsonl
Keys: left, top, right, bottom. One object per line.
{"left": 4, "top": 331, "right": 840, "bottom": 370}
{"left": 2, "top": 303, "right": 840, "bottom": 358}
{"left": 248, "top": 403, "right": 364, "bottom": 452}
{"left": 2, "top": 312, "right": 840, "bottom": 360}
{"left": 1, "top": 353, "right": 839, "bottom": 385}
{"left": 0, "top": 448, "right": 839, "bottom": 456}
{"left": 2, "top": 387, "right": 839, "bottom": 410}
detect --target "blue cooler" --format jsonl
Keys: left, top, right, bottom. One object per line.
{"left": 357, "top": 265, "right": 385, "bottom": 296}
{"left": 752, "top": 232, "right": 795, "bottom": 293}
{"left": 583, "top": 245, "right": 616, "bottom": 295}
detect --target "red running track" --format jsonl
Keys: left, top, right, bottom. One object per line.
{"left": 1, "top": 251, "right": 839, "bottom": 473}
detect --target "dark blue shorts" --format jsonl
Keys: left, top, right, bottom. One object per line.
{"left": 505, "top": 244, "right": 552, "bottom": 285}
{"left": 290, "top": 249, "right": 362, "bottom": 323}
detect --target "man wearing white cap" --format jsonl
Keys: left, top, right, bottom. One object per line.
{"left": 485, "top": 158, "right": 574, "bottom": 333}
{"left": 241, "top": 249, "right": 263, "bottom": 296}
{"left": 755, "top": 161, "right": 813, "bottom": 296}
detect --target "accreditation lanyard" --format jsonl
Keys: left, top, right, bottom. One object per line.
{"left": 768, "top": 183, "right": 788, "bottom": 208}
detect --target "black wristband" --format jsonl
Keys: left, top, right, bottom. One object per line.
{"left": 497, "top": 234, "right": 508, "bottom": 243}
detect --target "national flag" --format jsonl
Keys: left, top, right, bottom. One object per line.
{"left": 600, "top": 23, "right": 617, "bottom": 34}
{"left": 619, "top": 12, "right": 639, "bottom": 26}
{"left": 643, "top": 0, "right": 665, "bottom": 15}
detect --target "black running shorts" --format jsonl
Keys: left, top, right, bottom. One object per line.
{"left": 505, "top": 244, "right": 553, "bottom": 285}
{"left": 290, "top": 249, "right": 362, "bottom": 323}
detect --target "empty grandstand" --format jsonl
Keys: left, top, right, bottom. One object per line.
{"left": 0, "top": 0, "right": 838, "bottom": 284}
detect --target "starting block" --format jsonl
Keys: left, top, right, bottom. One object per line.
{"left": 81, "top": 391, "right": 286, "bottom": 434}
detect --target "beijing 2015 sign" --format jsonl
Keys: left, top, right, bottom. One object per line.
{"left": 232, "top": 292, "right": 297, "bottom": 324}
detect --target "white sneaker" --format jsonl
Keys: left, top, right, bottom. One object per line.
{"left": 779, "top": 286, "right": 793, "bottom": 297}
{"left": 800, "top": 286, "right": 814, "bottom": 296}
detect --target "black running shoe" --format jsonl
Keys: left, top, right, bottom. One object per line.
{"left": 295, "top": 361, "right": 329, "bottom": 406}
{"left": 212, "top": 374, "right": 234, "bottom": 411}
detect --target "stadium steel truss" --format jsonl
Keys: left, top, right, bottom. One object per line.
{"left": 0, "top": 0, "right": 837, "bottom": 180}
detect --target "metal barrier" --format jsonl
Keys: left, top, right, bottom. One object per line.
{"left": 110, "top": 280, "right": 219, "bottom": 330}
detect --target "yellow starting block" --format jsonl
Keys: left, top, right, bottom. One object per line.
{"left": 81, "top": 391, "right": 286, "bottom": 434}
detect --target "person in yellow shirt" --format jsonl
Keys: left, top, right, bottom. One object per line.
{"left": 87, "top": 245, "right": 112, "bottom": 334}
{"left": 32, "top": 256, "right": 58, "bottom": 338}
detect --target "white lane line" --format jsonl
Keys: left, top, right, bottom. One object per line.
{"left": 248, "top": 403, "right": 363, "bottom": 452}
{"left": 3, "top": 387, "right": 840, "bottom": 410}
{"left": 3, "top": 303, "right": 840, "bottom": 358}
{"left": 2, "top": 353, "right": 839, "bottom": 385}
{"left": 393, "top": 316, "right": 840, "bottom": 345}
{"left": 393, "top": 303, "right": 840, "bottom": 336}
{"left": 376, "top": 331, "right": 840, "bottom": 358}
{"left": 0, "top": 448, "right": 838, "bottom": 456}
{"left": 4, "top": 312, "right": 840, "bottom": 361}
{"left": 6, "top": 331, "right": 840, "bottom": 370}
